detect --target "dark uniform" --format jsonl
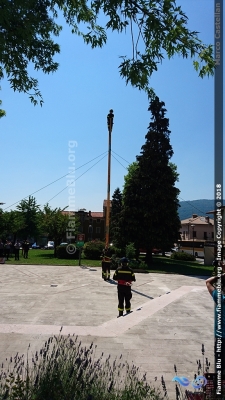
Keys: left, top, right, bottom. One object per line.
{"left": 23, "top": 240, "right": 29, "bottom": 259}
{"left": 101, "top": 247, "right": 111, "bottom": 280}
{"left": 4, "top": 241, "right": 11, "bottom": 260}
{"left": 0, "top": 240, "right": 4, "bottom": 258}
{"left": 14, "top": 240, "right": 20, "bottom": 260}
{"left": 113, "top": 257, "right": 136, "bottom": 317}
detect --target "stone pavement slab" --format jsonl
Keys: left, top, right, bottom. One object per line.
{"left": 0, "top": 264, "right": 214, "bottom": 398}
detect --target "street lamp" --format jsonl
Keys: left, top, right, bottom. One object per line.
{"left": 191, "top": 224, "right": 195, "bottom": 256}
{"left": 88, "top": 225, "right": 93, "bottom": 241}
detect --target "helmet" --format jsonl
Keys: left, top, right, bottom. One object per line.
{"left": 120, "top": 257, "right": 128, "bottom": 264}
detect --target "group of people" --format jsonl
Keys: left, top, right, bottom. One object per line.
{"left": 0, "top": 239, "right": 12, "bottom": 260}
{"left": 0, "top": 239, "right": 30, "bottom": 261}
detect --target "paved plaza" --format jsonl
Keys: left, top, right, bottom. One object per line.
{"left": 0, "top": 264, "right": 215, "bottom": 397}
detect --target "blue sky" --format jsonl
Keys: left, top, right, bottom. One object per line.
{"left": 0, "top": 0, "right": 222, "bottom": 213}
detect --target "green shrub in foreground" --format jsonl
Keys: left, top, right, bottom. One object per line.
{"left": 0, "top": 334, "right": 163, "bottom": 400}
{"left": 170, "top": 251, "right": 196, "bottom": 261}
{"left": 0, "top": 339, "right": 220, "bottom": 400}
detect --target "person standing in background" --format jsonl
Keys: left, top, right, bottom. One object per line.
{"left": 14, "top": 240, "right": 21, "bottom": 261}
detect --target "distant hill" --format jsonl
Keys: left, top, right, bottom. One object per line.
{"left": 178, "top": 199, "right": 221, "bottom": 220}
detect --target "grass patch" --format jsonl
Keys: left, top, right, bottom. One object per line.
{"left": 4, "top": 250, "right": 102, "bottom": 267}
{"left": 146, "top": 255, "right": 212, "bottom": 276}
{"left": 4, "top": 251, "right": 212, "bottom": 276}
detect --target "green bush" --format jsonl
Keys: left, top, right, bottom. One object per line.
{"left": 56, "top": 244, "right": 79, "bottom": 259}
{"left": 128, "top": 259, "right": 141, "bottom": 269}
{"left": 111, "top": 255, "right": 119, "bottom": 269}
{"left": 83, "top": 241, "right": 105, "bottom": 260}
{"left": 128, "top": 260, "right": 149, "bottom": 270}
{"left": 111, "top": 257, "right": 148, "bottom": 270}
{"left": 126, "top": 242, "right": 136, "bottom": 259}
{"left": 0, "top": 337, "right": 218, "bottom": 400}
{"left": 170, "top": 251, "right": 196, "bottom": 261}
{"left": 0, "top": 335, "right": 164, "bottom": 400}
{"left": 136, "top": 261, "right": 149, "bottom": 270}
{"left": 110, "top": 246, "right": 124, "bottom": 258}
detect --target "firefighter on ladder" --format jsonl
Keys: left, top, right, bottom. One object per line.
{"left": 101, "top": 246, "right": 111, "bottom": 281}
{"left": 113, "top": 257, "right": 136, "bottom": 317}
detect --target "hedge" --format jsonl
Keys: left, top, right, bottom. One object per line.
{"left": 56, "top": 244, "right": 79, "bottom": 259}
{"left": 170, "top": 251, "right": 196, "bottom": 261}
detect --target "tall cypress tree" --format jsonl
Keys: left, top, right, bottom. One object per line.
{"left": 122, "top": 96, "right": 180, "bottom": 264}
{"left": 110, "top": 188, "right": 123, "bottom": 246}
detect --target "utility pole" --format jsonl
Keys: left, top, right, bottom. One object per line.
{"left": 105, "top": 109, "right": 114, "bottom": 248}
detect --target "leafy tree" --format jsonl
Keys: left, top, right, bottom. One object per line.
{"left": 16, "top": 196, "right": 41, "bottom": 240}
{"left": 122, "top": 96, "right": 181, "bottom": 264}
{"left": 40, "top": 204, "right": 80, "bottom": 255}
{"left": 0, "top": 98, "right": 6, "bottom": 118}
{"left": 0, "top": 0, "right": 215, "bottom": 109}
{"left": 0, "top": 209, "right": 26, "bottom": 242}
{"left": 110, "top": 187, "right": 123, "bottom": 246}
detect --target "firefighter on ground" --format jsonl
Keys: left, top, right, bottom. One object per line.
{"left": 113, "top": 257, "right": 136, "bottom": 317}
{"left": 101, "top": 246, "right": 111, "bottom": 281}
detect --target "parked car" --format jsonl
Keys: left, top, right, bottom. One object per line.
{"left": 171, "top": 247, "right": 179, "bottom": 253}
{"left": 44, "top": 241, "right": 54, "bottom": 250}
{"left": 152, "top": 248, "right": 161, "bottom": 254}
{"left": 139, "top": 248, "right": 161, "bottom": 254}
{"left": 31, "top": 242, "right": 41, "bottom": 249}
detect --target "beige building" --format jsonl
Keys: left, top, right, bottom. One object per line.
{"left": 179, "top": 214, "right": 214, "bottom": 241}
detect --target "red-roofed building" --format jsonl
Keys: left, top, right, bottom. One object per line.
{"left": 62, "top": 209, "right": 105, "bottom": 241}
{"left": 74, "top": 200, "right": 112, "bottom": 241}
{"left": 75, "top": 209, "right": 104, "bottom": 241}
{"left": 62, "top": 200, "right": 112, "bottom": 242}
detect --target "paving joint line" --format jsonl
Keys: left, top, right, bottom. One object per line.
{"left": 0, "top": 285, "right": 204, "bottom": 337}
